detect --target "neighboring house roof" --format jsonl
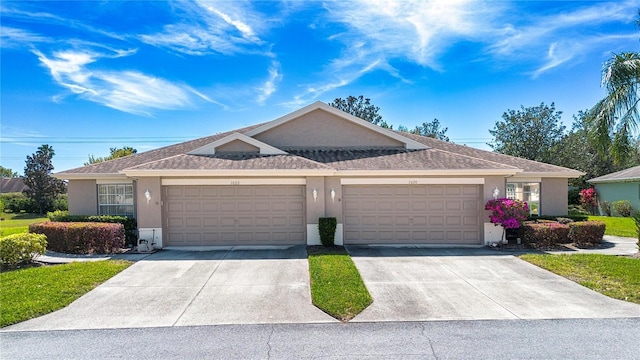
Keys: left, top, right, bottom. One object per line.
{"left": 0, "top": 177, "right": 28, "bottom": 193}
{"left": 588, "top": 165, "right": 640, "bottom": 184}
{"left": 55, "top": 102, "right": 583, "bottom": 179}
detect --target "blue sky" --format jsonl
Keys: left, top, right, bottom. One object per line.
{"left": 1, "top": 0, "right": 639, "bottom": 173}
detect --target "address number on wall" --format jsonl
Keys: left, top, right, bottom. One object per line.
{"left": 230, "top": 180, "right": 240, "bottom": 185}
{"left": 408, "top": 180, "right": 418, "bottom": 184}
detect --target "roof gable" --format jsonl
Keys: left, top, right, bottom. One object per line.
{"left": 588, "top": 165, "right": 640, "bottom": 183}
{"left": 188, "top": 133, "right": 287, "bottom": 156}
{"left": 245, "top": 102, "right": 428, "bottom": 150}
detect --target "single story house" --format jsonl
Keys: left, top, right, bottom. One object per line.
{"left": 55, "top": 102, "right": 582, "bottom": 248}
{"left": 588, "top": 165, "right": 640, "bottom": 215}
{"left": 0, "top": 177, "right": 29, "bottom": 193}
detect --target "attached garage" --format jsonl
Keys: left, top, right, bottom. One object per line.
{"left": 164, "top": 185, "right": 305, "bottom": 246}
{"left": 343, "top": 184, "right": 483, "bottom": 245}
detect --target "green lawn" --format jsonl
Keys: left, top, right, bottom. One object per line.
{"left": 0, "top": 213, "right": 48, "bottom": 236}
{"left": 0, "top": 260, "right": 131, "bottom": 327}
{"left": 308, "top": 246, "right": 372, "bottom": 321}
{"left": 588, "top": 216, "right": 636, "bottom": 238}
{"left": 520, "top": 254, "right": 640, "bottom": 304}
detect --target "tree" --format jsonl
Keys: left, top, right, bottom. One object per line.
{"left": 588, "top": 51, "right": 640, "bottom": 164}
{"left": 328, "top": 95, "right": 391, "bottom": 128}
{"left": 23, "top": 145, "right": 66, "bottom": 214}
{"left": 398, "top": 118, "right": 450, "bottom": 142}
{"left": 85, "top": 146, "right": 137, "bottom": 165}
{"left": 551, "top": 111, "right": 640, "bottom": 186}
{"left": 588, "top": 12, "right": 640, "bottom": 165}
{"left": 0, "top": 166, "right": 18, "bottom": 178}
{"left": 488, "top": 102, "right": 566, "bottom": 163}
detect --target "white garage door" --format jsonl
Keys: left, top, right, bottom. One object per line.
{"left": 164, "top": 185, "right": 305, "bottom": 246}
{"left": 343, "top": 185, "right": 482, "bottom": 245}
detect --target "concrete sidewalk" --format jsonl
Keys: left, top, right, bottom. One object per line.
{"left": 347, "top": 246, "right": 640, "bottom": 322}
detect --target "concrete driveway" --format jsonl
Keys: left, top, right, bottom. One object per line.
{"left": 347, "top": 246, "right": 640, "bottom": 322}
{"left": 7, "top": 246, "right": 336, "bottom": 331}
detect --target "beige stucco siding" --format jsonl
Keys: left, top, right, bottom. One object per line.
{"left": 306, "top": 177, "right": 325, "bottom": 224}
{"left": 254, "top": 109, "right": 404, "bottom": 148}
{"left": 67, "top": 179, "right": 97, "bottom": 215}
{"left": 541, "top": 178, "right": 568, "bottom": 215}
{"left": 216, "top": 139, "right": 260, "bottom": 153}
{"left": 136, "top": 177, "right": 162, "bottom": 229}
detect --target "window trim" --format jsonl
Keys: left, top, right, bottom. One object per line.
{"left": 97, "top": 183, "right": 135, "bottom": 217}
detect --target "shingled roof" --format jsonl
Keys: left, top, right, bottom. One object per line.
{"left": 0, "top": 178, "right": 28, "bottom": 193}
{"left": 56, "top": 103, "right": 582, "bottom": 178}
{"left": 588, "top": 165, "right": 640, "bottom": 183}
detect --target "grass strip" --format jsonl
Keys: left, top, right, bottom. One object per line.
{"left": 0, "top": 213, "right": 48, "bottom": 236}
{"left": 308, "top": 246, "right": 372, "bottom": 321}
{"left": 588, "top": 216, "right": 636, "bottom": 238}
{"left": 0, "top": 260, "right": 131, "bottom": 327}
{"left": 520, "top": 254, "right": 640, "bottom": 304}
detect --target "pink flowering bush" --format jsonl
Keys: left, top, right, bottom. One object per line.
{"left": 485, "top": 198, "right": 529, "bottom": 229}
{"left": 579, "top": 188, "right": 597, "bottom": 214}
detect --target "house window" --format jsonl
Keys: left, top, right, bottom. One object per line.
{"left": 506, "top": 182, "right": 540, "bottom": 215}
{"left": 98, "top": 184, "right": 134, "bottom": 216}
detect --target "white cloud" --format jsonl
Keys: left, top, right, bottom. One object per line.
{"left": 0, "top": 26, "right": 50, "bottom": 47}
{"left": 256, "top": 61, "right": 282, "bottom": 104}
{"left": 33, "top": 48, "right": 212, "bottom": 116}
{"left": 140, "top": 0, "right": 267, "bottom": 56}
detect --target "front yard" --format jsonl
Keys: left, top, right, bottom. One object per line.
{"left": 521, "top": 254, "right": 640, "bottom": 304}
{"left": 0, "top": 212, "right": 48, "bottom": 236}
{"left": 0, "top": 260, "right": 131, "bottom": 327}
{"left": 588, "top": 216, "right": 636, "bottom": 238}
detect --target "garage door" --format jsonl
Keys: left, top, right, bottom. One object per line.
{"left": 343, "top": 184, "right": 482, "bottom": 245}
{"left": 164, "top": 185, "right": 305, "bottom": 246}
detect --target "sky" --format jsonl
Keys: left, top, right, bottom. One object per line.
{"left": 1, "top": 0, "right": 639, "bottom": 174}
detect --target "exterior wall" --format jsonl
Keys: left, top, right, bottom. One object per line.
{"left": 215, "top": 139, "right": 259, "bottom": 153}
{"left": 541, "top": 178, "right": 568, "bottom": 215}
{"left": 137, "top": 177, "right": 163, "bottom": 248}
{"left": 595, "top": 182, "right": 640, "bottom": 215}
{"left": 67, "top": 179, "right": 97, "bottom": 215}
{"left": 306, "top": 177, "right": 325, "bottom": 245}
{"left": 483, "top": 176, "right": 505, "bottom": 244}
{"left": 254, "top": 109, "right": 404, "bottom": 148}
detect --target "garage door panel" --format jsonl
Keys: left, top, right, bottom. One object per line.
{"left": 344, "top": 184, "right": 482, "bottom": 245}
{"left": 165, "top": 185, "right": 306, "bottom": 246}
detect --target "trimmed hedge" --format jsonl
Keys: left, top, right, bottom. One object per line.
{"left": 522, "top": 222, "right": 570, "bottom": 247}
{"left": 568, "top": 221, "right": 606, "bottom": 247}
{"left": 319, "top": 217, "right": 337, "bottom": 247}
{"left": 29, "top": 222, "right": 124, "bottom": 254}
{"left": 47, "top": 214, "right": 137, "bottom": 247}
{"left": 0, "top": 233, "right": 47, "bottom": 268}
{"left": 527, "top": 214, "right": 589, "bottom": 222}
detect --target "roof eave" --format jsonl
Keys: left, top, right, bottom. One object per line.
{"left": 53, "top": 173, "right": 130, "bottom": 180}
{"left": 517, "top": 171, "right": 585, "bottom": 179}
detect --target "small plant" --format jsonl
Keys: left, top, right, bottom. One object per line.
{"left": 599, "top": 201, "right": 612, "bottom": 216}
{"left": 485, "top": 198, "right": 529, "bottom": 229}
{"left": 47, "top": 210, "right": 68, "bottom": 221}
{"left": 579, "top": 188, "right": 597, "bottom": 215}
{"left": 0, "top": 233, "right": 47, "bottom": 268}
{"left": 612, "top": 200, "right": 633, "bottom": 217}
{"left": 633, "top": 211, "right": 640, "bottom": 251}
{"left": 556, "top": 217, "right": 574, "bottom": 225}
{"left": 318, "top": 217, "right": 337, "bottom": 247}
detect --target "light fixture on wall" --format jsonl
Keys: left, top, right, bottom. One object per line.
{"left": 492, "top": 187, "right": 500, "bottom": 200}
{"left": 312, "top": 188, "right": 318, "bottom": 203}
{"left": 144, "top": 189, "right": 151, "bottom": 204}
{"left": 330, "top": 188, "right": 336, "bottom": 203}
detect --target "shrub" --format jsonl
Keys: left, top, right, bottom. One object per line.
{"left": 0, "top": 199, "right": 4, "bottom": 214}
{"left": 568, "top": 188, "right": 581, "bottom": 205}
{"left": 49, "top": 214, "right": 137, "bottom": 247}
{"left": 556, "top": 217, "right": 574, "bottom": 225}
{"left": 0, "top": 192, "right": 37, "bottom": 213}
{"left": 527, "top": 214, "right": 589, "bottom": 222}
{"left": 29, "top": 222, "right": 124, "bottom": 254}
{"left": 485, "top": 198, "right": 529, "bottom": 229}
{"left": 579, "top": 188, "right": 597, "bottom": 214}
{"left": 568, "top": 205, "right": 589, "bottom": 216}
{"left": 522, "top": 222, "right": 570, "bottom": 248}
{"left": 599, "top": 201, "right": 612, "bottom": 216}
{"left": 612, "top": 200, "right": 633, "bottom": 217}
{"left": 318, "top": 217, "right": 337, "bottom": 247}
{"left": 0, "top": 233, "right": 47, "bottom": 268}
{"left": 568, "top": 221, "right": 606, "bottom": 248}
